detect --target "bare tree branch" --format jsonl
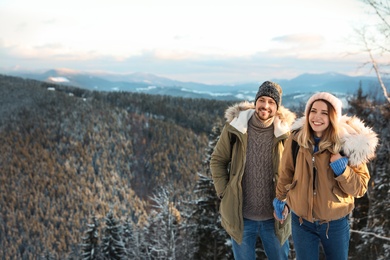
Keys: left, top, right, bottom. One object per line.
{"left": 357, "top": 0, "right": 390, "bottom": 103}
{"left": 366, "top": 0, "right": 390, "bottom": 30}
{"left": 350, "top": 229, "right": 390, "bottom": 242}
{"left": 363, "top": 36, "right": 390, "bottom": 103}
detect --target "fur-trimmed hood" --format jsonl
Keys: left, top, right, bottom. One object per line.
{"left": 224, "top": 101, "right": 296, "bottom": 138}
{"left": 224, "top": 101, "right": 255, "bottom": 123}
{"left": 291, "top": 115, "right": 379, "bottom": 166}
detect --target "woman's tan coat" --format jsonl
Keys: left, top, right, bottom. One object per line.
{"left": 276, "top": 115, "right": 378, "bottom": 222}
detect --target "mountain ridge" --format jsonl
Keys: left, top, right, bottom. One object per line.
{"left": 4, "top": 69, "right": 381, "bottom": 102}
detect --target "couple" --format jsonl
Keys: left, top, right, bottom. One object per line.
{"left": 210, "top": 81, "right": 378, "bottom": 260}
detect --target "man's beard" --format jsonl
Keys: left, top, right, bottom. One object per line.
{"left": 256, "top": 108, "right": 275, "bottom": 121}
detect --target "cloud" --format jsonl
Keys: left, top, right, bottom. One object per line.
{"left": 35, "top": 43, "right": 64, "bottom": 50}
{"left": 267, "top": 33, "right": 357, "bottom": 61}
{"left": 42, "top": 18, "right": 57, "bottom": 25}
{"left": 16, "top": 22, "right": 28, "bottom": 32}
{"left": 272, "top": 33, "right": 325, "bottom": 47}
{"left": 0, "top": 37, "right": 371, "bottom": 84}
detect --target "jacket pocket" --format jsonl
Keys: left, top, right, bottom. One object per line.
{"left": 220, "top": 185, "right": 239, "bottom": 228}
{"left": 332, "top": 186, "right": 349, "bottom": 203}
{"left": 285, "top": 180, "right": 297, "bottom": 191}
{"left": 274, "top": 213, "right": 292, "bottom": 245}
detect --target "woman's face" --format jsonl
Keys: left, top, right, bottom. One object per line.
{"left": 308, "top": 100, "right": 330, "bottom": 138}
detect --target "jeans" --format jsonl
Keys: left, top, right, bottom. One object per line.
{"left": 231, "top": 218, "right": 289, "bottom": 260}
{"left": 291, "top": 212, "right": 350, "bottom": 260}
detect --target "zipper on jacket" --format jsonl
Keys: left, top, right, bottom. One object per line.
{"left": 312, "top": 156, "right": 317, "bottom": 196}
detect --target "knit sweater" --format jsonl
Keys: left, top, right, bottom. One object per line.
{"left": 242, "top": 114, "right": 275, "bottom": 220}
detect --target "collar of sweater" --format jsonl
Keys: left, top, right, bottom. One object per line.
{"left": 250, "top": 113, "right": 274, "bottom": 129}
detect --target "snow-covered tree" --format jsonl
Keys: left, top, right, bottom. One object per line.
{"left": 186, "top": 122, "right": 233, "bottom": 259}
{"left": 191, "top": 173, "right": 232, "bottom": 260}
{"left": 81, "top": 214, "right": 100, "bottom": 260}
{"left": 146, "top": 186, "right": 184, "bottom": 259}
{"left": 348, "top": 87, "right": 390, "bottom": 259}
{"left": 122, "top": 216, "right": 150, "bottom": 259}
{"left": 101, "top": 210, "right": 126, "bottom": 260}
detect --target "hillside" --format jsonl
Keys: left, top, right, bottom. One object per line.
{"left": 0, "top": 75, "right": 230, "bottom": 258}
{"left": 0, "top": 74, "right": 388, "bottom": 259}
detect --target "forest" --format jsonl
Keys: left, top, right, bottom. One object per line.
{"left": 0, "top": 74, "right": 388, "bottom": 259}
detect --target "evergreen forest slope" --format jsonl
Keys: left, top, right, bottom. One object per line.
{"left": 0, "top": 74, "right": 388, "bottom": 259}
{"left": 0, "top": 75, "right": 231, "bottom": 258}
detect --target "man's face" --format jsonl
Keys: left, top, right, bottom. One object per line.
{"left": 255, "top": 96, "right": 277, "bottom": 121}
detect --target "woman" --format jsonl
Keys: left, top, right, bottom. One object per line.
{"left": 273, "top": 92, "right": 378, "bottom": 259}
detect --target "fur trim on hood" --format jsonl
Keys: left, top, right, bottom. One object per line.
{"left": 291, "top": 115, "right": 379, "bottom": 166}
{"left": 224, "top": 101, "right": 295, "bottom": 125}
{"left": 224, "top": 101, "right": 296, "bottom": 137}
{"left": 224, "top": 101, "right": 255, "bottom": 122}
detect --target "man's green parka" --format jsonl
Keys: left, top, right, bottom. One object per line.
{"left": 210, "top": 101, "right": 296, "bottom": 245}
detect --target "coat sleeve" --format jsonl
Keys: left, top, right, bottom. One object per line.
{"left": 335, "top": 163, "right": 370, "bottom": 198}
{"left": 276, "top": 135, "right": 296, "bottom": 201}
{"left": 210, "top": 124, "right": 232, "bottom": 198}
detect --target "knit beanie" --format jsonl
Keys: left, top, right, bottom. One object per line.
{"left": 255, "top": 81, "right": 282, "bottom": 108}
{"left": 305, "top": 92, "right": 342, "bottom": 120}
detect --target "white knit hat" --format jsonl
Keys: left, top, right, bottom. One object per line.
{"left": 305, "top": 92, "right": 343, "bottom": 120}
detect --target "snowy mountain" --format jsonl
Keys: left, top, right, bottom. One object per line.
{"left": 7, "top": 69, "right": 381, "bottom": 103}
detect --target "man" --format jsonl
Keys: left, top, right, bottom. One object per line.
{"left": 210, "top": 81, "right": 295, "bottom": 259}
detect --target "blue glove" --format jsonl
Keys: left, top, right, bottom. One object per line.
{"left": 273, "top": 198, "right": 286, "bottom": 220}
{"left": 330, "top": 157, "right": 348, "bottom": 176}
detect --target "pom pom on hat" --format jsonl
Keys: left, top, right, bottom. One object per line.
{"left": 305, "top": 92, "right": 343, "bottom": 120}
{"left": 255, "top": 81, "right": 282, "bottom": 108}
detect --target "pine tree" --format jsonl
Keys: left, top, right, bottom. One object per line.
{"left": 101, "top": 210, "right": 126, "bottom": 260}
{"left": 81, "top": 214, "right": 100, "bottom": 260}
{"left": 189, "top": 122, "right": 233, "bottom": 259}
{"left": 122, "top": 217, "right": 148, "bottom": 259}
{"left": 39, "top": 250, "right": 56, "bottom": 260}
{"left": 348, "top": 84, "right": 371, "bottom": 119}
{"left": 348, "top": 86, "right": 390, "bottom": 259}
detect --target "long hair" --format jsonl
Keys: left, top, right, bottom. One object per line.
{"left": 297, "top": 99, "right": 342, "bottom": 154}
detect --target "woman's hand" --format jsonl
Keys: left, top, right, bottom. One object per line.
{"left": 330, "top": 153, "right": 349, "bottom": 176}
{"left": 273, "top": 206, "right": 289, "bottom": 224}
{"left": 273, "top": 198, "right": 289, "bottom": 224}
{"left": 330, "top": 153, "right": 342, "bottom": 163}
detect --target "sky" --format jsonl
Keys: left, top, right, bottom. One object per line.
{"left": 0, "top": 0, "right": 377, "bottom": 84}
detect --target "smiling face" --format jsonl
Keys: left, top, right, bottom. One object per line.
{"left": 308, "top": 100, "right": 330, "bottom": 138}
{"left": 255, "top": 96, "right": 277, "bottom": 121}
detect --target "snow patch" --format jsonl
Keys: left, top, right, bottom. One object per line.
{"left": 48, "top": 76, "right": 69, "bottom": 83}
{"left": 136, "top": 86, "right": 157, "bottom": 91}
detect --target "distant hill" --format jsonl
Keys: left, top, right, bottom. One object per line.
{"left": 6, "top": 69, "right": 383, "bottom": 102}
{"left": 0, "top": 74, "right": 228, "bottom": 258}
